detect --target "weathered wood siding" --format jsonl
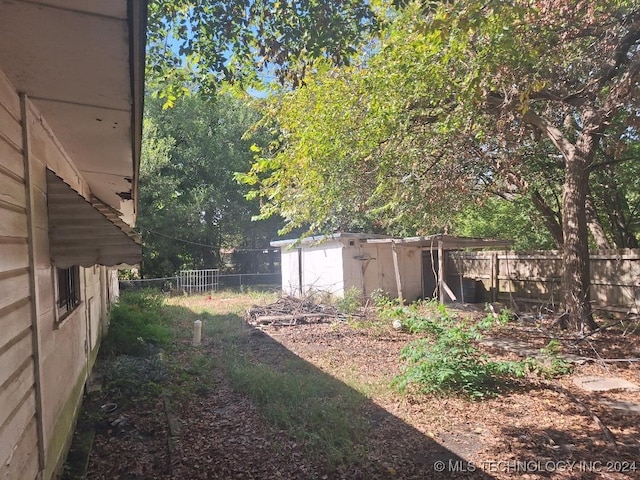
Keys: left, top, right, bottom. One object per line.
{"left": 448, "top": 249, "right": 640, "bottom": 313}
{"left": 0, "top": 70, "right": 40, "bottom": 480}
{"left": 1, "top": 69, "right": 114, "bottom": 480}
{"left": 24, "top": 96, "right": 101, "bottom": 480}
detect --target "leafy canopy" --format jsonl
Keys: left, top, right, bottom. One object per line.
{"left": 240, "top": 0, "right": 640, "bottom": 245}
{"left": 146, "top": 0, "right": 386, "bottom": 102}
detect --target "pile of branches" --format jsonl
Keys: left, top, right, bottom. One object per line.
{"left": 245, "top": 295, "right": 342, "bottom": 326}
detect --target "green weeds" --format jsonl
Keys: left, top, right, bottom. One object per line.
{"left": 102, "top": 290, "right": 172, "bottom": 356}
{"left": 383, "top": 301, "right": 569, "bottom": 399}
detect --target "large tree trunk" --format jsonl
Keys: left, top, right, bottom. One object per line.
{"left": 562, "top": 145, "right": 598, "bottom": 331}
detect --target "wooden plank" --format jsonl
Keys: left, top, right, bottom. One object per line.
{"left": 0, "top": 241, "right": 29, "bottom": 272}
{"left": 0, "top": 69, "right": 20, "bottom": 120}
{"left": 0, "top": 207, "right": 27, "bottom": 238}
{"left": 0, "top": 270, "right": 30, "bottom": 312}
{"left": 0, "top": 299, "right": 31, "bottom": 353}
{"left": 0, "top": 101, "right": 22, "bottom": 151}
{"left": 491, "top": 253, "right": 498, "bottom": 302}
{"left": 438, "top": 241, "right": 445, "bottom": 303}
{"left": 0, "top": 171, "right": 26, "bottom": 210}
{"left": 0, "top": 417, "right": 39, "bottom": 480}
{"left": 22, "top": 94, "right": 46, "bottom": 473}
{"left": 0, "top": 137, "right": 24, "bottom": 180}
{"left": 0, "top": 389, "right": 36, "bottom": 470}
{"left": 0, "top": 357, "right": 34, "bottom": 428}
{"left": 0, "top": 331, "right": 33, "bottom": 396}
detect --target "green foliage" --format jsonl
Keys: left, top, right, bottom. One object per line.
{"left": 388, "top": 302, "right": 530, "bottom": 398}
{"left": 369, "top": 289, "right": 395, "bottom": 309}
{"left": 102, "top": 290, "right": 171, "bottom": 357}
{"left": 139, "top": 94, "right": 283, "bottom": 277}
{"left": 536, "top": 340, "right": 574, "bottom": 378}
{"left": 103, "top": 355, "right": 166, "bottom": 403}
{"left": 336, "top": 287, "right": 362, "bottom": 315}
{"left": 146, "top": 0, "right": 381, "bottom": 99}
{"left": 478, "top": 305, "right": 515, "bottom": 330}
{"left": 452, "top": 197, "right": 555, "bottom": 251}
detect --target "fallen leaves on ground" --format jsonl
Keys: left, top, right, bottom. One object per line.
{"left": 81, "top": 297, "right": 640, "bottom": 479}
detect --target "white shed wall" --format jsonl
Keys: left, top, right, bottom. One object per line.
{"left": 280, "top": 248, "right": 301, "bottom": 296}
{"left": 301, "top": 242, "right": 345, "bottom": 296}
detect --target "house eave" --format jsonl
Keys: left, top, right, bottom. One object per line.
{"left": 0, "top": 0, "right": 147, "bottom": 226}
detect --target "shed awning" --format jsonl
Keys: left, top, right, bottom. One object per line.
{"left": 365, "top": 234, "right": 513, "bottom": 250}
{"left": 47, "top": 170, "right": 141, "bottom": 268}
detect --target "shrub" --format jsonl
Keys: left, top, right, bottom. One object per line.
{"left": 102, "top": 290, "right": 171, "bottom": 356}
{"left": 336, "top": 287, "right": 362, "bottom": 315}
{"left": 389, "top": 302, "right": 533, "bottom": 398}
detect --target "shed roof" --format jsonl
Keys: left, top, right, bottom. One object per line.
{"left": 272, "top": 233, "right": 512, "bottom": 250}
{"left": 271, "top": 232, "right": 392, "bottom": 248}
{"left": 365, "top": 234, "right": 513, "bottom": 250}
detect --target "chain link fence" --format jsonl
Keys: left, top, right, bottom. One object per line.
{"left": 120, "top": 272, "right": 281, "bottom": 294}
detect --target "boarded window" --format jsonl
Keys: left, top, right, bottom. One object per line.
{"left": 57, "top": 266, "right": 81, "bottom": 317}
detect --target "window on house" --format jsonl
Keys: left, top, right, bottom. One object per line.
{"left": 57, "top": 266, "right": 81, "bottom": 317}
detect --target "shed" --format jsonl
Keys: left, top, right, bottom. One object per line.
{"left": 272, "top": 233, "right": 512, "bottom": 303}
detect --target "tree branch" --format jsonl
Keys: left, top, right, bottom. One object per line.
{"left": 521, "top": 109, "right": 576, "bottom": 161}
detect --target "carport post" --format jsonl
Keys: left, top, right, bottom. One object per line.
{"left": 391, "top": 241, "right": 404, "bottom": 305}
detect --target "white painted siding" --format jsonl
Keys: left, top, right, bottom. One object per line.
{"left": 301, "top": 242, "right": 345, "bottom": 296}
{"left": 280, "top": 248, "right": 301, "bottom": 296}
{"left": 0, "top": 69, "right": 39, "bottom": 480}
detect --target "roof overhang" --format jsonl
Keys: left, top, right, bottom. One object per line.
{"left": 271, "top": 232, "right": 393, "bottom": 248}
{"left": 365, "top": 234, "right": 513, "bottom": 250}
{"left": 0, "top": 0, "right": 147, "bottom": 225}
{"left": 47, "top": 170, "right": 142, "bottom": 268}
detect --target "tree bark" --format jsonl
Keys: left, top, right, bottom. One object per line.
{"left": 562, "top": 127, "right": 598, "bottom": 331}
{"left": 521, "top": 108, "right": 598, "bottom": 331}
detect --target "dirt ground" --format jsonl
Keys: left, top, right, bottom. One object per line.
{"left": 72, "top": 295, "right": 640, "bottom": 480}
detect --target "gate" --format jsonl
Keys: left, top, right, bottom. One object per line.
{"left": 177, "top": 269, "right": 220, "bottom": 294}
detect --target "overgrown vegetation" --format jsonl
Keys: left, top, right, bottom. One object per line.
{"left": 380, "top": 300, "right": 571, "bottom": 399}
{"left": 335, "top": 287, "right": 363, "bottom": 315}
{"left": 102, "top": 290, "right": 172, "bottom": 356}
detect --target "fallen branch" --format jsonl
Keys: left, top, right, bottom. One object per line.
{"left": 253, "top": 313, "right": 340, "bottom": 325}
{"left": 580, "top": 357, "right": 640, "bottom": 363}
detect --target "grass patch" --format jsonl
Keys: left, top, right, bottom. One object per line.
{"left": 225, "top": 353, "right": 367, "bottom": 467}
{"left": 102, "top": 290, "right": 172, "bottom": 356}
{"left": 170, "top": 294, "right": 370, "bottom": 468}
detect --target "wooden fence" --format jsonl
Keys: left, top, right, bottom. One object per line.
{"left": 447, "top": 249, "right": 640, "bottom": 314}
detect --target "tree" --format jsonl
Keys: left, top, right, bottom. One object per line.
{"left": 242, "top": 1, "right": 640, "bottom": 330}
{"left": 146, "top": 0, "right": 382, "bottom": 101}
{"left": 138, "top": 94, "right": 282, "bottom": 277}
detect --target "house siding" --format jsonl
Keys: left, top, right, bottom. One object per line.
{"left": 0, "top": 67, "right": 114, "bottom": 480}
{"left": 0, "top": 69, "right": 40, "bottom": 480}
